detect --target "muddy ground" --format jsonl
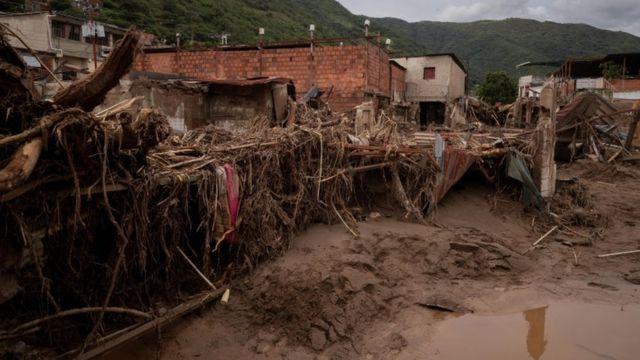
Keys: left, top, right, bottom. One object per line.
{"left": 106, "top": 160, "right": 640, "bottom": 360}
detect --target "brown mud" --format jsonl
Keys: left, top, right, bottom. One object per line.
{"left": 104, "top": 161, "right": 640, "bottom": 360}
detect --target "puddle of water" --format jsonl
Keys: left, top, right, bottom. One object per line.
{"left": 429, "top": 302, "right": 640, "bottom": 360}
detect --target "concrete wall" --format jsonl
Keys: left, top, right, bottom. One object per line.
{"left": 124, "top": 81, "right": 277, "bottom": 134}
{"left": 448, "top": 59, "right": 466, "bottom": 100}
{"left": 134, "top": 43, "right": 404, "bottom": 112}
{"left": 518, "top": 75, "right": 547, "bottom": 98}
{"left": 393, "top": 55, "right": 466, "bottom": 103}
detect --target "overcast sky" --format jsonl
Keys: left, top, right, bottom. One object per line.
{"left": 338, "top": 0, "right": 640, "bottom": 36}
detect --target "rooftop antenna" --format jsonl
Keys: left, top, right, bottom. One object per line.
{"left": 364, "top": 19, "right": 370, "bottom": 37}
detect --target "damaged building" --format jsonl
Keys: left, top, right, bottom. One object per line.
{"left": 133, "top": 36, "right": 406, "bottom": 113}
{"left": 555, "top": 53, "right": 640, "bottom": 106}
{"left": 0, "top": 11, "right": 127, "bottom": 97}
{"left": 109, "top": 75, "right": 296, "bottom": 133}
{"left": 392, "top": 54, "right": 467, "bottom": 126}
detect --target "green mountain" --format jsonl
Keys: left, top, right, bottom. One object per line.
{"left": 56, "top": 0, "right": 640, "bottom": 83}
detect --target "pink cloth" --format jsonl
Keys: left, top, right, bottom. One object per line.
{"left": 223, "top": 164, "right": 240, "bottom": 244}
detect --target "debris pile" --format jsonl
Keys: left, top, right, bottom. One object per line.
{"left": 0, "top": 27, "right": 537, "bottom": 356}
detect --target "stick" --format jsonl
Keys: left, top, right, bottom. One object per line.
{"left": 320, "top": 162, "right": 393, "bottom": 183}
{"left": 94, "top": 96, "right": 144, "bottom": 118}
{"left": 177, "top": 246, "right": 217, "bottom": 290}
{"left": 533, "top": 226, "right": 558, "bottom": 246}
{"left": 597, "top": 250, "right": 640, "bottom": 258}
{"left": 332, "top": 204, "right": 358, "bottom": 238}
{"left": 0, "top": 307, "right": 152, "bottom": 337}
{"left": 76, "top": 289, "right": 226, "bottom": 360}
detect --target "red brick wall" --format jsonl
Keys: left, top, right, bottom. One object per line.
{"left": 609, "top": 79, "right": 640, "bottom": 92}
{"left": 390, "top": 64, "right": 406, "bottom": 102}
{"left": 134, "top": 44, "right": 395, "bottom": 112}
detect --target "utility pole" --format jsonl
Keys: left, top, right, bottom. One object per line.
{"left": 79, "top": 0, "right": 103, "bottom": 70}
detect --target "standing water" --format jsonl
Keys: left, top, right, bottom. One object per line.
{"left": 428, "top": 302, "right": 640, "bottom": 359}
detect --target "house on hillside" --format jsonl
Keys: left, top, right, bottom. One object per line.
{"left": 555, "top": 53, "right": 640, "bottom": 105}
{"left": 391, "top": 54, "right": 467, "bottom": 126}
{"left": 0, "top": 11, "right": 126, "bottom": 91}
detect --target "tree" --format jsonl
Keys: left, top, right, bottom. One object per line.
{"left": 477, "top": 71, "right": 517, "bottom": 105}
{"left": 599, "top": 61, "right": 623, "bottom": 80}
{"left": 49, "top": 0, "right": 74, "bottom": 11}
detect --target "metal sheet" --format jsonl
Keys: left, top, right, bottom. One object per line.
{"left": 21, "top": 54, "right": 41, "bottom": 68}
{"left": 432, "top": 148, "right": 478, "bottom": 204}
{"left": 272, "top": 84, "right": 289, "bottom": 122}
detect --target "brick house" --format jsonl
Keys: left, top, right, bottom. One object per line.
{"left": 133, "top": 38, "right": 406, "bottom": 112}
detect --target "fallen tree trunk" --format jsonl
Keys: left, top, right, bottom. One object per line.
{"left": 53, "top": 29, "right": 142, "bottom": 112}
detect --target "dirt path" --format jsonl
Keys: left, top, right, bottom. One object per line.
{"left": 105, "top": 162, "right": 640, "bottom": 360}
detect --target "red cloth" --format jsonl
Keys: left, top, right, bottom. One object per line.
{"left": 223, "top": 164, "right": 240, "bottom": 244}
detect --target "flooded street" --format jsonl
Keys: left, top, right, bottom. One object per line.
{"left": 427, "top": 302, "right": 640, "bottom": 360}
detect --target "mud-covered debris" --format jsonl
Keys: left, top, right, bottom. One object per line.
{"left": 309, "top": 327, "right": 327, "bottom": 351}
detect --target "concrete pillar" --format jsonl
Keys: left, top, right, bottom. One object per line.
{"left": 534, "top": 83, "right": 557, "bottom": 198}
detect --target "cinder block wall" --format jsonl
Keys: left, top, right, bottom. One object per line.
{"left": 133, "top": 43, "right": 403, "bottom": 112}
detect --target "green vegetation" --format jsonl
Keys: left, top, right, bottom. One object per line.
{"left": 46, "top": 0, "right": 640, "bottom": 84}
{"left": 476, "top": 71, "right": 517, "bottom": 104}
{"left": 599, "top": 61, "right": 624, "bottom": 80}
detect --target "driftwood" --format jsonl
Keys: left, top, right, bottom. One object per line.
{"left": 0, "top": 138, "right": 42, "bottom": 192}
{"left": 597, "top": 250, "right": 640, "bottom": 258}
{"left": 625, "top": 110, "right": 640, "bottom": 150}
{"left": 76, "top": 289, "right": 227, "bottom": 359}
{"left": 532, "top": 226, "right": 559, "bottom": 247}
{"left": 0, "top": 307, "right": 152, "bottom": 340}
{"left": 53, "top": 29, "right": 142, "bottom": 111}
{"left": 390, "top": 164, "right": 428, "bottom": 225}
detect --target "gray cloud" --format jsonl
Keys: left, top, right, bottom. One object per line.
{"left": 338, "top": 0, "right": 640, "bottom": 36}
{"left": 434, "top": 0, "right": 548, "bottom": 22}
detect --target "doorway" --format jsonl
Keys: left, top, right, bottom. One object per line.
{"left": 419, "top": 101, "right": 445, "bottom": 127}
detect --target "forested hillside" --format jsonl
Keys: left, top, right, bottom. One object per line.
{"left": 42, "top": 0, "right": 640, "bottom": 83}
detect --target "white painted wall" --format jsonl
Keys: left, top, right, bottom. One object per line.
{"left": 518, "top": 75, "right": 548, "bottom": 98}
{"left": 392, "top": 55, "right": 466, "bottom": 103}
{"left": 613, "top": 91, "right": 640, "bottom": 100}
{"left": 0, "top": 13, "right": 52, "bottom": 53}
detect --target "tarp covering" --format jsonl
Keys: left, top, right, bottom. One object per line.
{"left": 507, "top": 154, "right": 545, "bottom": 208}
